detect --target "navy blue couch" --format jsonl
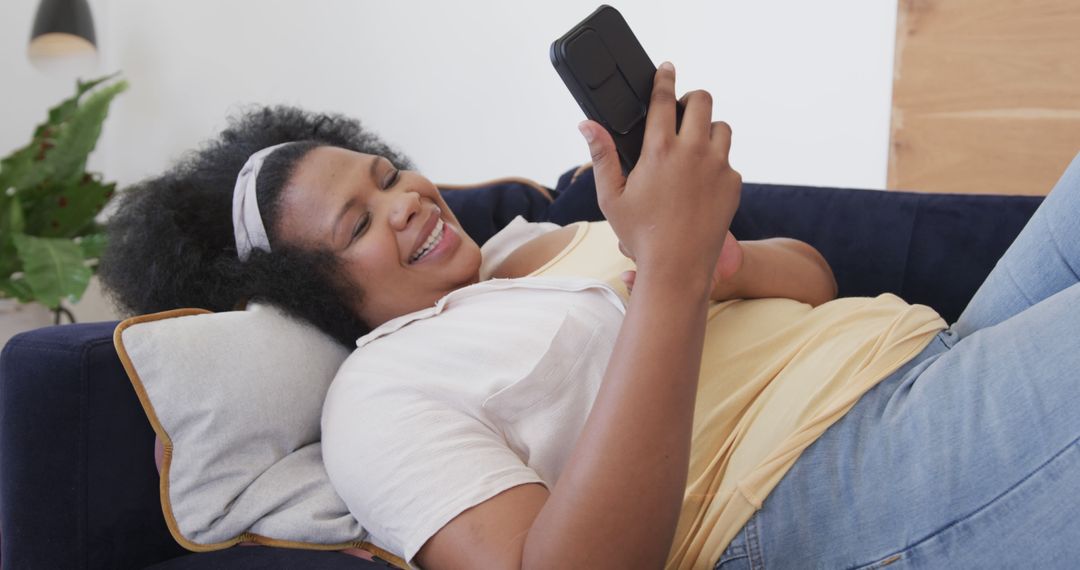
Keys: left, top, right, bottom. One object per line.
{"left": 0, "top": 163, "right": 1043, "bottom": 569}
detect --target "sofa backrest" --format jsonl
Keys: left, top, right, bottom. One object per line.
{"left": 730, "top": 182, "right": 1042, "bottom": 324}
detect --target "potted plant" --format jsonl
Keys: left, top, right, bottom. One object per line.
{"left": 0, "top": 73, "right": 127, "bottom": 345}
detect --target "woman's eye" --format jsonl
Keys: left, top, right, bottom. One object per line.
{"left": 351, "top": 214, "right": 370, "bottom": 241}
{"left": 384, "top": 169, "right": 400, "bottom": 189}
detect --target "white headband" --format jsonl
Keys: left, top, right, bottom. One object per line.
{"left": 232, "top": 142, "right": 293, "bottom": 261}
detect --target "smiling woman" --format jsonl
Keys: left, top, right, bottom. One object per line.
{"left": 98, "top": 106, "right": 419, "bottom": 346}
{"left": 272, "top": 146, "right": 483, "bottom": 327}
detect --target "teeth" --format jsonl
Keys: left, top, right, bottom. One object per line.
{"left": 410, "top": 219, "right": 445, "bottom": 262}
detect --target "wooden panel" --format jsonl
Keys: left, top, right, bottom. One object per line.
{"left": 890, "top": 0, "right": 1080, "bottom": 195}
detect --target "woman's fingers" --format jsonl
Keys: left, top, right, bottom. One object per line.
{"left": 680, "top": 90, "right": 714, "bottom": 143}
{"left": 579, "top": 119, "right": 627, "bottom": 204}
{"left": 710, "top": 120, "right": 733, "bottom": 161}
{"left": 600, "top": 59, "right": 742, "bottom": 280}
{"left": 642, "top": 62, "right": 678, "bottom": 152}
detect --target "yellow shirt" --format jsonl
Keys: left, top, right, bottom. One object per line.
{"left": 532, "top": 220, "right": 947, "bottom": 569}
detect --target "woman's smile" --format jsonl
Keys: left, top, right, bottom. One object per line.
{"left": 409, "top": 215, "right": 461, "bottom": 265}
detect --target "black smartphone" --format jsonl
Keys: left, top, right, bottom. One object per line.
{"left": 551, "top": 4, "right": 685, "bottom": 175}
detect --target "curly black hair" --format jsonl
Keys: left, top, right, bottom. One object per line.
{"left": 98, "top": 105, "right": 416, "bottom": 346}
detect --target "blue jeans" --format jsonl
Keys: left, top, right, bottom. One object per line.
{"left": 715, "top": 152, "right": 1080, "bottom": 569}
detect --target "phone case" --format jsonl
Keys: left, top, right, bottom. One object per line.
{"left": 550, "top": 4, "right": 684, "bottom": 175}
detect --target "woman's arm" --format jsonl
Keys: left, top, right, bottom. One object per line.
{"left": 711, "top": 238, "right": 837, "bottom": 306}
{"left": 416, "top": 62, "right": 739, "bottom": 570}
{"left": 522, "top": 266, "right": 712, "bottom": 569}
{"left": 622, "top": 236, "right": 838, "bottom": 307}
{"left": 416, "top": 269, "right": 713, "bottom": 570}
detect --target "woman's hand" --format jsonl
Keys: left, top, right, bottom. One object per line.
{"left": 578, "top": 61, "right": 741, "bottom": 296}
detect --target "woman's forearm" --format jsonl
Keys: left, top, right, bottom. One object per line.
{"left": 713, "top": 238, "right": 837, "bottom": 306}
{"left": 522, "top": 268, "right": 710, "bottom": 570}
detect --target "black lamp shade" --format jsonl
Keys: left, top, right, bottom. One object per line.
{"left": 31, "top": 0, "right": 97, "bottom": 46}
{"left": 28, "top": 0, "right": 99, "bottom": 72}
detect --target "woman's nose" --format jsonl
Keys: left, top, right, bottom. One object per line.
{"left": 388, "top": 191, "right": 423, "bottom": 230}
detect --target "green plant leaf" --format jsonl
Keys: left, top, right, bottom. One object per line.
{"left": 39, "top": 80, "right": 128, "bottom": 190}
{"left": 0, "top": 276, "right": 35, "bottom": 303}
{"left": 6, "top": 195, "right": 25, "bottom": 234}
{"left": 0, "top": 75, "right": 127, "bottom": 195}
{"left": 0, "top": 143, "right": 36, "bottom": 196}
{"left": 34, "top": 72, "right": 123, "bottom": 139}
{"left": 77, "top": 232, "right": 107, "bottom": 260}
{"left": 24, "top": 176, "right": 115, "bottom": 238}
{"left": 12, "top": 233, "right": 92, "bottom": 309}
{"left": 0, "top": 194, "right": 25, "bottom": 277}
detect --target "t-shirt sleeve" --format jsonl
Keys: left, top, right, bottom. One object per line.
{"left": 322, "top": 383, "right": 546, "bottom": 569}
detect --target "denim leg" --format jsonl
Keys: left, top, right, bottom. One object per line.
{"left": 742, "top": 281, "right": 1080, "bottom": 568}
{"left": 951, "top": 152, "right": 1080, "bottom": 339}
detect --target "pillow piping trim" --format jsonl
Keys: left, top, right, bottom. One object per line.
{"left": 112, "top": 308, "right": 409, "bottom": 569}
{"left": 437, "top": 175, "right": 554, "bottom": 202}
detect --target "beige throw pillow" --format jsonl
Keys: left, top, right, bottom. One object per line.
{"left": 113, "top": 303, "right": 386, "bottom": 556}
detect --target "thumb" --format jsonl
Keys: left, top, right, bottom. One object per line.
{"left": 578, "top": 120, "right": 626, "bottom": 200}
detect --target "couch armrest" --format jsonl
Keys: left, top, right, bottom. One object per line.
{"left": 1, "top": 321, "right": 187, "bottom": 568}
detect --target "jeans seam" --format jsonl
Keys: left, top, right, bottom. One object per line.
{"left": 1003, "top": 257, "right": 1038, "bottom": 308}
{"left": 715, "top": 544, "right": 747, "bottom": 568}
{"left": 745, "top": 513, "right": 764, "bottom": 569}
{"left": 938, "top": 329, "right": 957, "bottom": 350}
{"left": 1045, "top": 201, "right": 1080, "bottom": 281}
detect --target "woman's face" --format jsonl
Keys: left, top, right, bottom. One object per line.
{"left": 275, "top": 146, "right": 482, "bottom": 328}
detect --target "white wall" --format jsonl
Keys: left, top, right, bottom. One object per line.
{"left": 1, "top": 0, "right": 898, "bottom": 322}
{"left": 99, "top": 0, "right": 898, "bottom": 190}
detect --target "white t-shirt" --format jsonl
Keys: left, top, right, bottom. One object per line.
{"left": 321, "top": 264, "right": 626, "bottom": 567}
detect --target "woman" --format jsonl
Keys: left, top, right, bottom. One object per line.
{"left": 99, "top": 62, "right": 1080, "bottom": 569}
